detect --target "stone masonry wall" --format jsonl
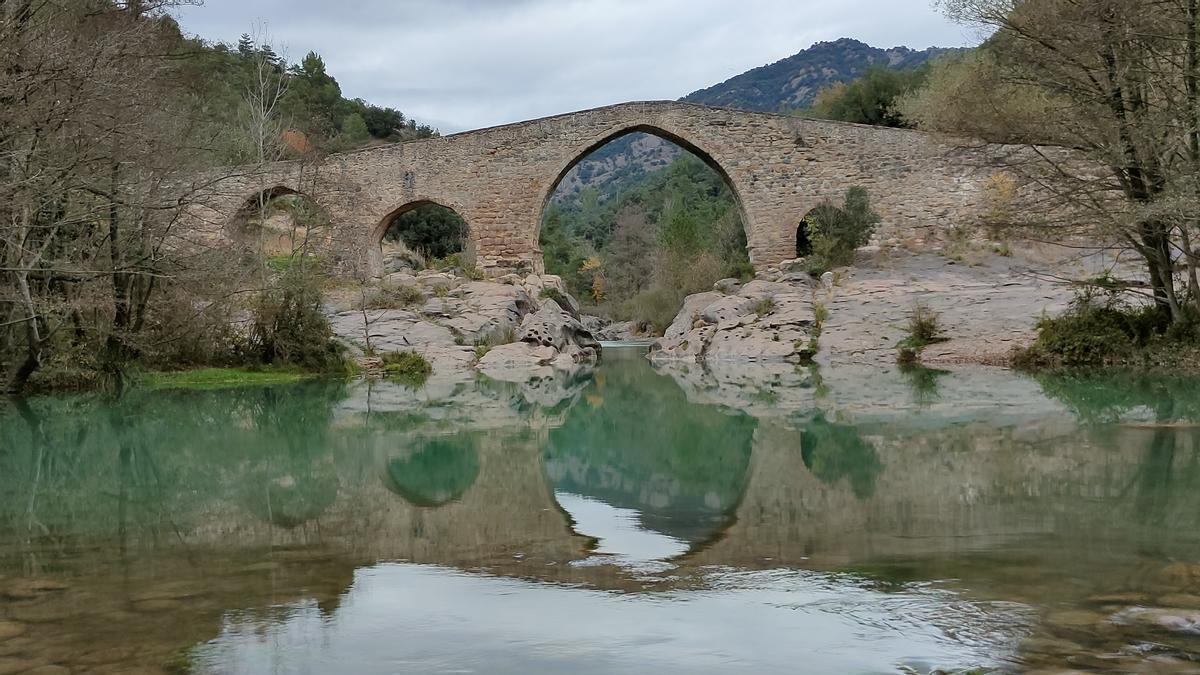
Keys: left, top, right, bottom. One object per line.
{"left": 178, "top": 101, "right": 1013, "bottom": 277}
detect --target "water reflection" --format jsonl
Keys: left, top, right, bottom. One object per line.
{"left": 2, "top": 361, "right": 1200, "bottom": 672}
{"left": 544, "top": 348, "right": 755, "bottom": 564}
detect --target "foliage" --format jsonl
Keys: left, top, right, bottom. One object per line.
{"left": 0, "top": 3, "right": 435, "bottom": 394}
{"left": 380, "top": 350, "right": 432, "bottom": 387}
{"left": 248, "top": 268, "right": 347, "bottom": 373}
{"left": 360, "top": 284, "right": 426, "bottom": 310}
{"left": 541, "top": 152, "right": 751, "bottom": 333}
{"left": 919, "top": 0, "right": 1200, "bottom": 328}
{"left": 805, "top": 187, "right": 881, "bottom": 275}
{"left": 384, "top": 204, "right": 468, "bottom": 260}
{"left": 143, "top": 367, "right": 314, "bottom": 390}
{"left": 895, "top": 303, "right": 948, "bottom": 365}
{"left": 802, "top": 66, "right": 930, "bottom": 127}
{"left": 1013, "top": 293, "right": 1182, "bottom": 369}
{"left": 683, "top": 37, "right": 962, "bottom": 112}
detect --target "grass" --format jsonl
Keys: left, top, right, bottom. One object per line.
{"left": 381, "top": 350, "right": 433, "bottom": 387}
{"left": 896, "top": 303, "right": 948, "bottom": 365}
{"left": 143, "top": 367, "right": 314, "bottom": 390}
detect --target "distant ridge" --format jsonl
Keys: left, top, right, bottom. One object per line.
{"left": 682, "top": 38, "right": 965, "bottom": 112}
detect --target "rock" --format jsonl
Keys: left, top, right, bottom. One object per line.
{"left": 1158, "top": 593, "right": 1200, "bottom": 608}
{"left": 382, "top": 272, "right": 419, "bottom": 289}
{"left": 517, "top": 302, "right": 599, "bottom": 355}
{"left": 713, "top": 278, "right": 742, "bottom": 294}
{"left": 596, "top": 321, "right": 638, "bottom": 342}
{"left": 700, "top": 296, "right": 754, "bottom": 324}
{"left": 820, "top": 271, "right": 835, "bottom": 289}
{"left": 705, "top": 328, "right": 799, "bottom": 362}
{"left": 24, "top": 667, "right": 70, "bottom": 675}
{"left": 0, "top": 658, "right": 48, "bottom": 675}
{"left": 476, "top": 343, "right": 559, "bottom": 382}
{"left": 1111, "top": 606, "right": 1200, "bottom": 634}
{"left": 0, "top": 623, "right": 24, "bottom": 642}
{"left": 738, "top": 280, "right": 792, "bottom": 299}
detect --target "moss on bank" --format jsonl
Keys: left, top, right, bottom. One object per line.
{"left": 143, "top": 367, "right": 318, "bottom": 390}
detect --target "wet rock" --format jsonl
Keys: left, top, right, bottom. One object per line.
{"left": 0, "top": 658, "right": 48, "bottom": 675}
{"left": 0, "top": 624, "right": 23, "bottom": 644}
{"left": 1045, "top": 609, "right": 1107, "bottom": 629}
{"left": 1158, "top": 593, "right": 1200, "bottom": 608}
{"left": 24, "top": 666, "right": 71, "bottom": 675}
{"left": 1111, "top": 606, "right": 1200, "bottom": 634}
{"left": 3, "top": 580, "right": 67, "bottom": 600}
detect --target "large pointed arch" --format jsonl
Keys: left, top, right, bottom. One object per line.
{"left": 539, "top": 124, "right": 750, "bottom": 230}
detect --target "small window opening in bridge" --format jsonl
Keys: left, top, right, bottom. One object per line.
{"left": 234, "top": 188, "right": 331, "bottom": 266}
{"left": 381, "top": 202, "right": 470, "bottom": 272}
{"left": 796, "top": 219, "right": 813, "bottom": 258}
{"left": 540, "top": 129, "right": 750, "bottom": 331}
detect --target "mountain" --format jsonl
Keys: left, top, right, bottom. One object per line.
{"left": 682, "top": 38, "right": 963, "bottom": 112}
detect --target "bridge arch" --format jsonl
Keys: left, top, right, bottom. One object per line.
{"left": 371, "top": 198, "right": 475, "bottom": 272}
{"left": 539, "top": 124, "right": 750, "bottom": 229}
{"left": 228, "top": 185, "right": 329, "bottom": 257}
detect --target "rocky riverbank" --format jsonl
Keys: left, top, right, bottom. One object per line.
{"left": 324, "top": 269, "right": 604, "bottom": 383}
{"left": 649, "top": 243, "right": 1102, "bottom": 372}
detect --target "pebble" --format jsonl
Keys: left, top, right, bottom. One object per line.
{"left": 0, "top": 624, "right": 24, "bottom": 642}
{"left": 0, "top": 658, "right": 48, "bottom": 675}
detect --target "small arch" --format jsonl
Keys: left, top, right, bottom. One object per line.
{"left": 372, "top": 199, "right": 474, "bottom": 273}
{"left": 229, "top": 186, "right": 329, "bottom": 257}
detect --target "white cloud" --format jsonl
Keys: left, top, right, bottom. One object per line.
{"left": 173, "top": 0, "right": 976, "bottom": 132}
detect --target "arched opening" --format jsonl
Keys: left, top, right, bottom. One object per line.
{"left": 541, "top": 350, "right": 755, "bottom": 564}
{"left": 538, "top": 126, "right": 752, "bottom": 333}
{"left": 231, "top": 187, "right": 331, "bottom": 268}
{"left": 375, "top": 200, "right": 473, "bottom": 274}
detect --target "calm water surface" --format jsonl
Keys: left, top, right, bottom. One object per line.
{"left": 2, "top": 348, "right": 1200, "bottom": 673}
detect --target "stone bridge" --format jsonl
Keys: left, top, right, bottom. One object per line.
{"left": 185, "top": 100, "right": 1006, "bottom": 277}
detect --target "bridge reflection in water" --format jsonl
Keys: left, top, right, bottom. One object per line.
{"left": 1, "top": 356, "right": 1199, "bottom": 672}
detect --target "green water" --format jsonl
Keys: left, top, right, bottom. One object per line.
{"left": 2, "top": 349, "right": 1200, "bottom": 673}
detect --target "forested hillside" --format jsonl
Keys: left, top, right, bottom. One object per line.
{"left": 683, "top": 38, "right": 962, "bottom": 112}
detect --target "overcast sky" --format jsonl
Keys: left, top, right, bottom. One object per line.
{"left": 172, "top": 0, "right": 978, "bottom": 133}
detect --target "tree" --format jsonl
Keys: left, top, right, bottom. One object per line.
{"left": 805, "top": 66, "right": 930, "bottom": 127}
{"left": 340, "top": 113, "right": 370, "bottom": 143}
{"left": 919, "top": 0, "right": 1200, "bottom": 325}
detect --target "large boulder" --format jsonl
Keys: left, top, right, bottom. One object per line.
{"left": 649, "top": 282, "right": 816, "bottom": 365}
{"left": 517, "top": 302, "right": 599, "bottom": 356}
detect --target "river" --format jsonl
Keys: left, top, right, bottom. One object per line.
{"left": 1, "top": 347, "right": 1199, "bottom": 673}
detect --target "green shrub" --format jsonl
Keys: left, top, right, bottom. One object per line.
{"left": 752, "top": 297, "right": 776, "bottom": 317}
{"left": 1014, "top": 295, "right": 1164, "bottom": 369}
{"left": 621, "top": 287, "right": 683, "bottom": 335}
{"left": 249, "top": 269, "right": 346, "bottom": 373}
{"left": 381, "top": 350, "right": 432, "bottom": 387}
{"left": 805, "top": 187, "right": 881, "bottom": 276}
{"left": 895, "top": 303, "right": 947, "bottom": 364}
{"left": 361, "top": 284, "right": 425, "bottom": 310}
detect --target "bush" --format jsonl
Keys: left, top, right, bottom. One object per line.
{"left": 248, "top": 268, "right": 346, "bottom": 373}
{"left": 621, "top": 287, "right": 683, "bottom": 335}
{"left": 360, "top": 284, "right": 425, "bottom": 310}
{"left": 380, "top": 350, "right": 432, "bottom": 387}
{"left": 896, "top": 304, "right": 947, "bottom": 364}
{"left": 1014, "top": 294, "right": 1165, "bottom": 369}
{"left": 806, "top": 187, "right": 880, "bottom": 275}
